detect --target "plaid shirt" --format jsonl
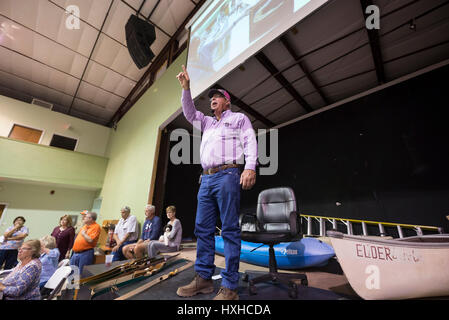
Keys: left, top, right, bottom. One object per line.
{"left": 2, "top": 259, "right": 42, "bottom": 300}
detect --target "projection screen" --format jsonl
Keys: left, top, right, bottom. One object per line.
{"left": 186, "top": 0, "right": 329, "bottom": 99}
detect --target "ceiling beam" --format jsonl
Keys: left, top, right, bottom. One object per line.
{"left": 214, "top": 84, "right": 276, "bottom": 128}
{"left": 108, "top": 0, "right": 207, "bottom": 127}
{"left": 360, "top": 0, "right": 386, "bottom": 84}
{"left": 137, "top": 0, "right": 146, "bottom": 15}
{"left": 255, "top": 51, "right": 313, "bottom": 113}
{"left": 147, "top": 0, "right": 161, "bottom": 19}
{"left": 279, "top": 34, "right": 330, "bottom": 105}
{"left": 68, "top": 0, "right": 115, "bottom": 115}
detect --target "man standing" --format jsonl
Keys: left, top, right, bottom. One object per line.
{"left": 112, "top": 206, "right": 138, "bottom": 261}
{"left": 176, "top": 65, "right": 257, "bottom": 300}
{"left": 70, "top": 211, "right": 101, "bottom": 275}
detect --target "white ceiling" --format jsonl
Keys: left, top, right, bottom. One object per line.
{"left": 0, "top": 0, "right": 200, "bottom": 125}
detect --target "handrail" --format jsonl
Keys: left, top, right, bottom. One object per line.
{"left": 299, "top": 214, "right": 443, "bottom": 238}
{"left": 300, "top": 214, "right": 441, "bottom": 231}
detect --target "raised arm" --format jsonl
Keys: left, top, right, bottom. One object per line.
{"left": 177, "top": 65, "right": 206, "bottom": 129}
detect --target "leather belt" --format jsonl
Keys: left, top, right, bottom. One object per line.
{"left": 203, "top": 164, "right": 241, "bottom": 175}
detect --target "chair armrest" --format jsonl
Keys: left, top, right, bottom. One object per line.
{"left": 289, "top": 211, "right": 300, "bottom": 236}
{"left": 239, "top": 213, "right": 258, "bottom": 232}
{"left": 0, "top": 269, "right": 12, "bottom": 279}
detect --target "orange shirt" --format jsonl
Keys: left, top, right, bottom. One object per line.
{"left": 72, "top": 223, "right": 101, "bottom": 252}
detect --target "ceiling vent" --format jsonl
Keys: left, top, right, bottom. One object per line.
{"left": 31, "top": 98, "right": 53, "bottom": 110}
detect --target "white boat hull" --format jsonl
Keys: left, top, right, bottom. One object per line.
{"left": 327, "top": 231, "right": 449, "bottom": 300}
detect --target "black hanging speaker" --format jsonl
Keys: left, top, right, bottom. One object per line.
{"left": 125, "top": 15, "right": 156, "bottom": 69}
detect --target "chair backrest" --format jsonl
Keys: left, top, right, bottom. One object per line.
{"left": 256, "top": 187, "right": 298, "bottom": 234}
{"left": 44, "top": 266, "right": 73, "bottom": 290}
{"left": 0, "top": 269, "right": 13, "bottom": 280}
{"left": 58, "top": 258, "right": 70, "bottom": 268}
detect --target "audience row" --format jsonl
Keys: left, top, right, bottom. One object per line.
{"left": 0, "top": 204, "right": 182, "bottom": 300}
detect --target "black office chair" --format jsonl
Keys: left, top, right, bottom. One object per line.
{"left": 240, "top": 187, "right": 308, "bottom": 299}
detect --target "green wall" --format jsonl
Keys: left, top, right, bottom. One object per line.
{"left": 0, "top": 136, "right": 108, "bottom": 190}
{"left": 0, "top": 180, "right": 97, "bottom": 240}
{"left": 99, "top": 51, "right": 187, "bottom": 224}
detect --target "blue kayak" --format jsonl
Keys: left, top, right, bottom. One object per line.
{"left": 215, "top": 235, "right": 335, "bottom": 269}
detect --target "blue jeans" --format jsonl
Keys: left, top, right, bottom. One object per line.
{"left": 0, "top": 249, "right": 18, "bottom": 270}
{"left": 194, "top": 167, "right": 241, "bottom": 290}
{"left": 112, "top": 240, "right": 136, "bottom": 261}
{"left": 70, "top": 249, "right": 94, "bottom": 276}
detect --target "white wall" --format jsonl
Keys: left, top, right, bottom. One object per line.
{"left": 0, "top": 94, "right": 111, "bottom": 157}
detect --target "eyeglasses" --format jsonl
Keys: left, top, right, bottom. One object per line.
{"left": 19, "top": 247, "right": 32, "bottom": 251}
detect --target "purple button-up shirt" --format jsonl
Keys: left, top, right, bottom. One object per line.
{"left": 182, "top": 89, "right": 257, "bottom": 171}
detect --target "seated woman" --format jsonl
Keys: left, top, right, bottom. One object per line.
{"left": 39, "top": 236, "right": 60, "bottom": 289}
{"left": 134, "top": 206, "right": 182, "bottom": 259}
{"left": 0, "top": 240, "right": 42, "bottom": 300}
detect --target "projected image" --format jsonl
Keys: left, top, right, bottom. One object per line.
{"left": 295, "top": 0, "right": 311, "bottom": 12}
{"left": 189, "top": 0, "right": 253, "bottom": 83}
{"left": 188, "top": 0, "right": 326, "bottom": 98}
{"left": 250, "top": 0, "right": 293, "bottom": 43}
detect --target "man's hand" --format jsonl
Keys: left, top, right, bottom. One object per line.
{"left": 240, "top": 169, "right": 256, "bottom": 190}
{"left": 81, "top": 229, "right": 93, "bottom": 243}
{"left": 176, "top": 65, "right": 190, "bottom": 90}
{"left": 112, "top": 243, "right": 121, "bottom": 253}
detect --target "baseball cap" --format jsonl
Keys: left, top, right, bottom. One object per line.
{"left": 208, "top": 88, "right": 231, "bottom": 102}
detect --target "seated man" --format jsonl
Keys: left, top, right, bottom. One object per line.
{"left": 134, "top": 206, "right": 182, "bottom": 259}
{"left": 111, "top": 206, "right": 138, "bottom": 262}
{"left": 122, "top": 205, "right": 161, "bottom": 260}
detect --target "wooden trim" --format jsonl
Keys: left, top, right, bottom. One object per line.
{"left": 0, "top": 203, "right": 8, "bottom": 227}
{"left": 8, "top": 123, "right": 45, "bottom": 144}
{"left": 148, "top": 128, "right": 162, "bottom": 205}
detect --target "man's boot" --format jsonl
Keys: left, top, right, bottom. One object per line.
{"left": 176, "top": 273, "right": 214, "bottom": 297}
{"left": 213, "top": 286, "right": 239, "bottom": 300}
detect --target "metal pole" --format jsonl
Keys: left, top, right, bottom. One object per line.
{"left": 307, "top": 217, "right": 312, "bottom": 236}
{"left": 378, "top": 223, "right": 386, "bottom": 236}
{"left": 416, "top": 227, "right": 423, "bottom": 236}
{"left": 332, "top": 219, "right": 337, "bottom": 230}
{"left": 347, "top": 221, "right": 353, "bottom": 235}
{"left": 362, "top": 222, "right": 368, "bottom": 236}
{"left": 320, "top": 218, "right": 325, "bottom": 237}
{"left": 397, "top": 225, "right": 404, "bottom": 238}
